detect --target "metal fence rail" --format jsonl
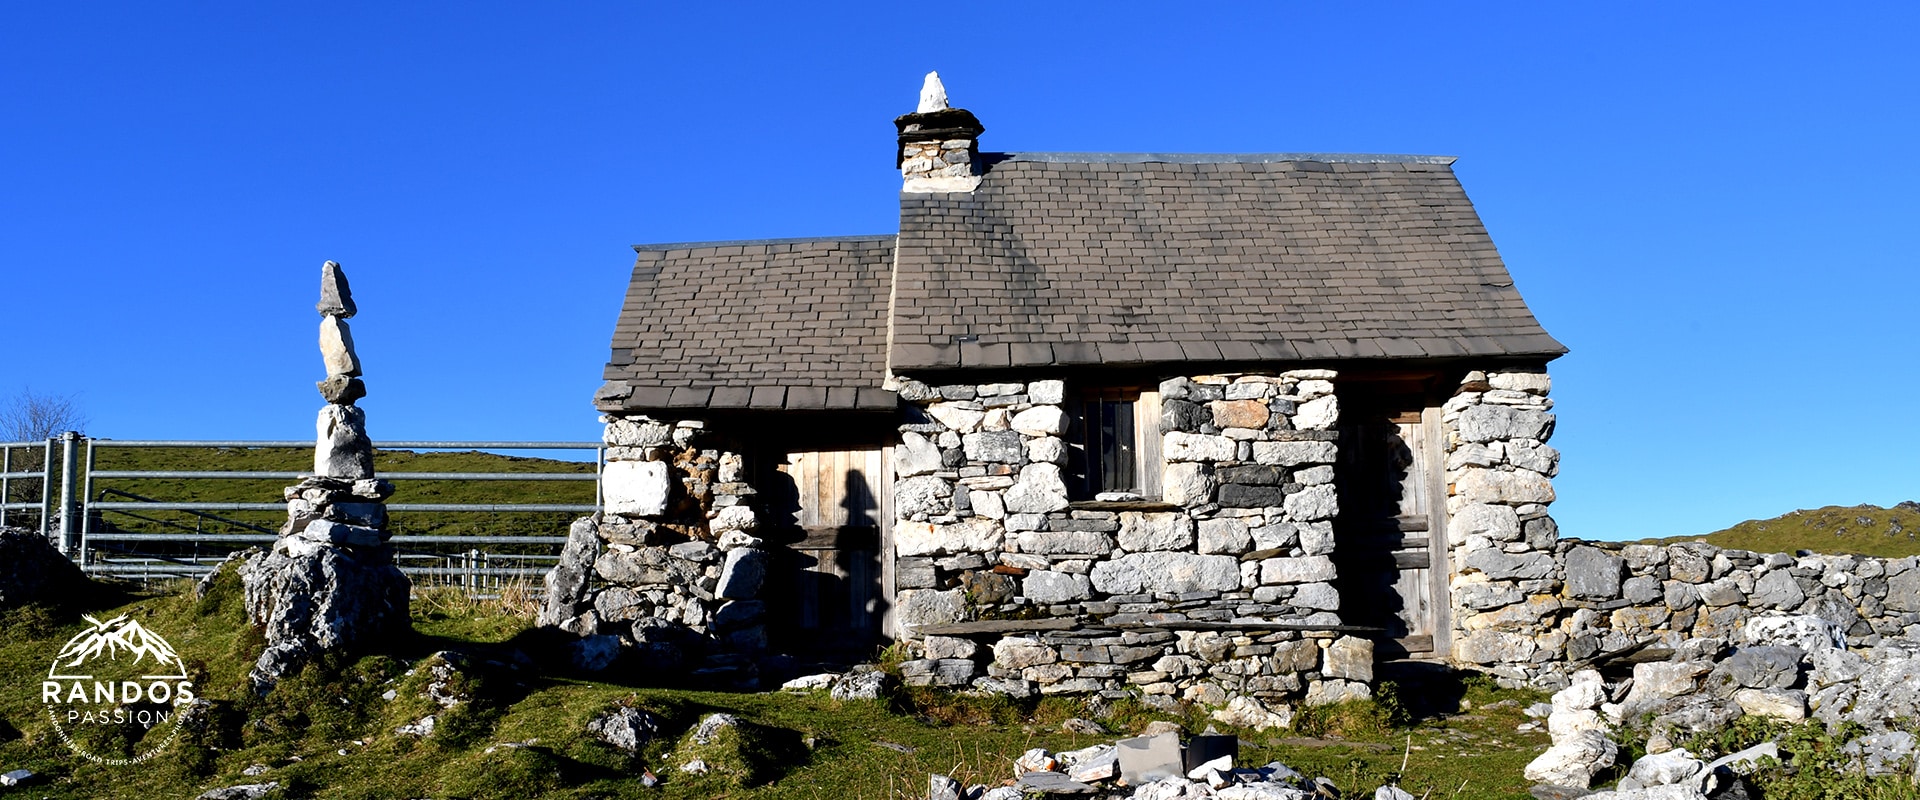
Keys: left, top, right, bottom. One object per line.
{"left": 0, "top": 439, "right": 55, "bottom": 533}
{"left": 29, "top": 436, "right": 606, "bottom": 592}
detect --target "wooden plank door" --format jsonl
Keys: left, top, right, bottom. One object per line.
{"left": 1334, "top": 393, "right": 1449, "bottom": 660}
{"left": 769, "top": 448, "right": 892, "bottom": 656}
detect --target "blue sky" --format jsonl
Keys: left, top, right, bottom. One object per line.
{"left": 2, "top": 3, "right": 1914, "bottom": 541}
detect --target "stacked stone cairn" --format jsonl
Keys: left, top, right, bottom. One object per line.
{"left": 1525, "top": 612, "right": 1920, "bottom": 797}
{"left": 240, "top": 261, "right": 409, "bottom": 691}
{"left": 539, "top": 416, "right": 773, "bottom": 685}
{"left": 885, "top": 372, "right": 1372, "bottom": 714}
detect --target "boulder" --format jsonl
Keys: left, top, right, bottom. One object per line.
{"left": 0, "top": 527, "right": 88, "bottom": 609}
{"left": 587, "top": 705, "right": 664, "bottom": 755}
{"left": 1523, "top": 730, "right": 1614, "bottom": 788}
{"left": 240, "top": 541, "right": 409, "bottom": 691}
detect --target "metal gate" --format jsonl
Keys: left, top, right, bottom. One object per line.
{"left": 6, "top": 434, "right": 602, "bottom": 592}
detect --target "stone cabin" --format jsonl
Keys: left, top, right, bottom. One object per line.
{"left": 543, "top": 75, "right": 1569, "bottom": 704}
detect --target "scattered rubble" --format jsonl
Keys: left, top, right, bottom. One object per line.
{"left": 924, "top": 731, "right": 1405, "bottom": 800}
{"left": 1526, "top": 613, "right": 1920, "bottom": 797}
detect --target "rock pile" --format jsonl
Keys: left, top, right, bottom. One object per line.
{"left": 923, "top": 732, "right": 1395, "bottom": 800}
{"left": 538, "top": 416, "right": 775, "bottom": 685}
{"left": 240, "top": 261, "right": 409, "bottom": 691}
{"left": 1527, "top": 612, "right": 1920, "bottom": 797}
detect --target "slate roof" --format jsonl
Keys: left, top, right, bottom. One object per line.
{"left": 598, "top": 153, "right": 1563, "bottom": 414}
{"left": 597, "top": 235, "right": 898, "bottom": 413}
{"left": 888, "top": 153, "right": 1566, "bottom": 371}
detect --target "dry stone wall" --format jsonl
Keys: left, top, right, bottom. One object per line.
{"left": 1441, "top": 368, "right": 1564, "bottom": 683}
{"left": 888, "top": 372, "right": 1373, "bottom": 709}
{"left": 1440, "top": 366, "right": 1920, "bottom": 688}
{"left": 540, "top": 415, "right": 773, "bottom": 686}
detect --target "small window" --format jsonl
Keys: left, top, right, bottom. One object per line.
{"left": 1067, "top": 387, "right": 1163, "bottom": 500}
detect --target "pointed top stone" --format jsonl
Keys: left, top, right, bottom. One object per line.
{"left": 917, "top": 72, "right": 949, "bottom": 114}
{"left": 318, "top": 260, "right": 357, "bottom": 319}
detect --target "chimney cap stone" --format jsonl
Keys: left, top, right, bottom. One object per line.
{"left": 917, "top": 71, "right": 949, "bottom": 113}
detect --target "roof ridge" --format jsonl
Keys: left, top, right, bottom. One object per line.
{"left": 631, "top": 234, "right": 896, "bottom": 253}
{"left": 987, "top": 152, "right": 1457, "bottom": 165}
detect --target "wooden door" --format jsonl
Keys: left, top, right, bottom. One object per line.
{"left": 1333, "top": 392, "right": 1450, "bottom": 660}
{"left": 759, "top": 448, "right": 893, "bottom": 657}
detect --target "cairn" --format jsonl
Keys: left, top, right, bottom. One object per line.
{"left": 240, "top": 261, "right": 410, "bottom": 691}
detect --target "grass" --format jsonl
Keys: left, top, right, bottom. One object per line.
{"left": 0, "top": 568, "right": 1559, "bottom": 799}
{"left": 1638, "top": 502, "right": 1920, "bottom": 559}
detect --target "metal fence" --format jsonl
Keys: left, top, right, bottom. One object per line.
{"left": 0, "top": 438, "right": 55, "bottom": 533}
{"left": 14, "top": 435, "right": 602, "bottom": 593}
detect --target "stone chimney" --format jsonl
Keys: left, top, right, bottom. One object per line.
{"left": 894, "top": 71, "right": 985, "bottom": 192}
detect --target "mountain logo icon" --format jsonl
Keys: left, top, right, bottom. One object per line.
{"left": 48, "top": 615, "right": 189, "bottom": 681}
{"left": 41, "top": 614, "right": 198, "bottom": 765}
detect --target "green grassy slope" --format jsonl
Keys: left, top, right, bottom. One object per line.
{"left": 75, "top": 447, "right": 594, "bottom": 540}
{"left": 0, "top": 574, "right": 1556, "bottom": 800}
{"left": 1639, "top": 502, "right": 1920, "bottom": 558}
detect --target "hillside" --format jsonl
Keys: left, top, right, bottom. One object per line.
{"left": 0, "top": 572, "right": 1556, "bottom": 799}
{"left": 1642, "top": 502, "right": 1920, "bottom": 558}
{"left": 63, "top": 446, "right": 595, "bottom": 540}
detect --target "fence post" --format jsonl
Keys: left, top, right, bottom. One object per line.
{"left": 38, "top": 438, "right": 54, "bottom": 539}
{"left": 56, "top": 431, "right": 80, "bottom": 556}
{"left": 1, "top": 444, "right": 10, "bottom": 529}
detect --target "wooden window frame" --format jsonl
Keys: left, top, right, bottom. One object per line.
{"left": 1066, "top": 386, "right": 1163, "bottom": 500}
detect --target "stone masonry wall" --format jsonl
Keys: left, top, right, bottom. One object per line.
{"left": 1548, "top": 541, "right": 1920, "bottom": 683}
{"left": 539, "top": 414, "right": 773, "bottom": 686}
{"left": 887, "top": 371, "right": 1374, "bottom": 710}
{"left": 1440, "top": 367, "right": 1920, "bottom": 691}
{"left": 1441, "top": 368, "right": 1564, "bottom": 684}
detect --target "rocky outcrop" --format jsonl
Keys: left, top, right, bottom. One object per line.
{"left": 0, "top": 526, "right": 88, "bottom": 608}
{"left": 241, "top": 261, "right": 408, "bottom": 692}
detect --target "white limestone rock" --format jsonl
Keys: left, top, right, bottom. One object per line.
{"left": 313, "top": 404, "right": 374, "bottom": 479}
{"left": 1165, "top": 432, "right": 1236, "bottom": 462}
{"left": 1210, "top": 696, "right": 1294, "bottom": 731}
{"left": 1452, "top": 468, "right": 1556, "bottom": 504}
{"left": 1118, "top": 512, "right": 1195, "bottom": 552}
{"left": 917, "top": 71, "right": 949, "bottom": 113}
{"left": 895, "top": 432, "right": 945, "bottom": 478}
{"left": 1004, "top": 463, "right": 1069, "bottom": 514}
{"left": 1295, "top": 395, "right": 1338, "bottom": 430}
{"left": 1162, "top": 462, "right": 1216, "bottom": 505}
{"left": 1090, "top": 552, "right": 1240, "bottom": 595}
{"left": 603, "top": 460, "right": 670, "bottom": 517}
{"left": 1251, "top": 440, "right": 1335, "bottom": 466}
{"left": 896, "top": 518, "right": 1003, "bottom": 557}
{"left": 1283, "top": 484, "right": 1339, "bottom": 522}
{"left": 1023, "top": 570, "right": 1093, "bottom": 603}
{"left": 927, "top": 402, "right": 986, "bottom": 433}
{"left": 318, "top": 315, "right": 362, "bottom": 377}
{"left": 1456, "top": 405, "right": 1554, "bottom": 443}
{"left": 1011, "top": 406, "right": 1068, "bottom": 436}
{"left": 1523, "top": 729, "right": 1614, "bottom": 788}
{"left": 1260, "top": 556, "right": 1336, "bottom": 585}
